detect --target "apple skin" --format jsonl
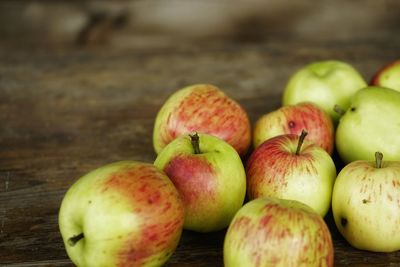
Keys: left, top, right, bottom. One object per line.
{"left": 332, "top": 155, "right": 400, "bottom": 252}
{"left": 153, "top": 84, "right": 251, "bottom": 156}
{"left": 224, "top": 197, "right": 334, "bottom": 267}
{"left": 282, "top": 60, "right": 367, "bottom": 123}
{"left": 59, "top": 161, "right": 185, "bottom": 267}
{"left": 336, "top": 86, "right": 400, "bottom": 163}
{"left": 370, "top": 59, "right": 400, "bottom": 91}
{"left": 246, "top": 133, "right": 336, "bottom": 217}
{"left": 154, "top": 133, "right": 246, "bottom": 232}
{"left": 253, "top": 102, "right": 334, "bottom": 154}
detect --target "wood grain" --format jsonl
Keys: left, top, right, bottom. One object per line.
{"left": 1, "top": 36, "right": 400, "bottom": 266}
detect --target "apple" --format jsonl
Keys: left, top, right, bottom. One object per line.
{"left": 224, "top": 197, "right": 334, "bottom": 267}
{"left": 154, "top": 133, "right": 246, "bottom": 232}
{"left": 282, "top": 60, "right": 367, "bottom": 123}
{"left": 336, "top": 86, "right": 400, "bottom": 163}
{"left": 332, "top": 152, "right": 400, "bottom": 252}
{"left": 370, "top": 59, "right": 400, "bottom": 91}
{"left": 253, "top": 102, "right": 334, "bottom": 154}
{"left": 59, "top": 161, "right": 185, "bottom": 267}
{"left": 246, "top": 130, "right": 336, "bottom": 217}
{"left": 153, "top": 84, "right": 251, "bottom": 156}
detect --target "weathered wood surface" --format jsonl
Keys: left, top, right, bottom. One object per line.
{"left": 1, "top": 36, "right": 400, "bottom": 266}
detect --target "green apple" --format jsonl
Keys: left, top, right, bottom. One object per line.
{"left": 246, "top": 131, "right": 336, "bottom": 217}
{"left": 59, "top": 161, "right": 185, "bottom": 267}
{"left": 224, "top": 197, "right": 334, "bottom": 267}
{"left": 282, "top": 60, "right": 367, "bottom": 123}
{"left": 154, "top": 133, "right": 246, "bottom": 232}
{"left": 332, "top": 152, "right": 400, "bottom": 252}
{"left": 253, "top": 102, "right": 334, "bottom": 154}
{"left": 153, "top": 84, "right": 251, "bottom": 156}
{"left": 370, "top": 59, "right": 400, "bottom": 91}
{"left": 336, "top": 86, "right": 400, "bottom": 163}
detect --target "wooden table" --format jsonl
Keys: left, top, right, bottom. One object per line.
{"left": 1, "top": 35, "right": 400, "bottom": 266}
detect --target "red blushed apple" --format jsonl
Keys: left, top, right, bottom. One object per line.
{"left": 59, "top": 161, "right": 185, "bottom": 267}
{"left": 370, "top": 59, "right": 400, "bottom": 91}
{"left": 246, "top": 131, "right": 336, "bottom": 217}
{"left": 253, "top": 102, "right": 334, "bottom": 154}
{"left": 154, "top": 133, "right": 247, "bottom": 233}
{"left": 224, "top": 197, "right": 334, "bottom": 267}
{"left": 153, "top": 84, "right": 251, "bottom": 156}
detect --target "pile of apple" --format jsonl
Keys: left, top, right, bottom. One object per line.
{"left": 58, "top": 59, "right": 400, "bottom": 267}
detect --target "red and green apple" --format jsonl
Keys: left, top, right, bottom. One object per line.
{"left": 154, "top": 133, "right": 246, "bottom": 232}
{"left": 246, "top": 131, "right": 336, "bottom": 217}
{"left": 224, "top": 197, "right": 334, "bottom": 267}
{"left": 370, "top": 59, "right": 400, "bottom": 91}
{"left": 253, "top": 102, "right": 334, "bottom": 154}
{"left": 153, "top": 84, "right": 251, "bottom": 156}
{"left": 59, "top": 161, "right": 185, "bottom": 267}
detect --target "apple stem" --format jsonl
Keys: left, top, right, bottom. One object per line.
{"left": 375, "top": 151, "right": 383, "bottom": 169}
{"left": 296, "top": 130, "right": 308, "bottom": 155}
{"left": 189, "top": 132, "right": 201, "bottom": 154}
{"left": 333, "top": 105, "right": 345, "bottom": 116}
{"left": 68, "top": 233, "right": 84, "bottom": 247}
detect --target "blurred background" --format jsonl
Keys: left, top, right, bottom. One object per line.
{"left": 1, "top": 0, "right": 399, "bottom": 48}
